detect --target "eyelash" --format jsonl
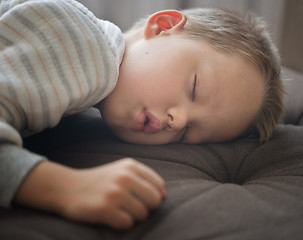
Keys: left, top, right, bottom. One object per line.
{"left": 192, "top": 75, "right": 197, "bottom": 101}
{"left": 181, "top": 75, "right": 197, "bottom": 142}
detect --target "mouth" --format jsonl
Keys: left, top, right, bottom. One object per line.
{"left": 144, "top": 116, "right": 150, "bottom": 125}
{"left": 133, "top": 109, "right": 162, "bottom": 133}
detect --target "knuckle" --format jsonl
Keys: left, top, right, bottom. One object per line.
{"left": 114, "top": 172, "right": 133, "bottom": 186}
{"left": 106, "top": 187, "right": 124, "bottom": 201}
{"left": 97, "top": 197, "right": 115, "bottom": 214}
{"left": 122, "top": 158, "right": 139, "bottom": 171}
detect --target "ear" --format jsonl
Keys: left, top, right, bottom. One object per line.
{"left": 144, "top": 10, "right": 187, "bottom": 39}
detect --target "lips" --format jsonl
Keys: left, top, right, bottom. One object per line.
{"left": 133, "top": 109, "right": 162, "bottom": 133}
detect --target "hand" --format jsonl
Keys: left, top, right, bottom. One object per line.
{"left": 14, "top": 158, "right": 166, "bottom": 230}
{"left": 61, "top": 158, "right": 166, "bottom": 229}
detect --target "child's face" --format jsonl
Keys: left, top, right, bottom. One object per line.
{"left": 100, "top": 34, "right": 264, "bottom": 145}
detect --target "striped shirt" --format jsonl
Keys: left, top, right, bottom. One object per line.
{"left": 0, "top": 0, "right": 125, "bottom": 207}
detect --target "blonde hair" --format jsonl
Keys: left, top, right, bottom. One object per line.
{"left": 129, "top": 8, "right": 284, "bottom": 142}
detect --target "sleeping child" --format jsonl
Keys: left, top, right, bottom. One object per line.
{"left": 0, "top": 0, "right": 284, "bottom": 229}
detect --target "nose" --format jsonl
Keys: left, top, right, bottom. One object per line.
{"left": 165, "top": 107, "right": 187, "bottom": 131}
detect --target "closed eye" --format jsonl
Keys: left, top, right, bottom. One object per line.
{"left": 180, "top": 75, "right": 196, "bottom": 142}
{"left": 192, "top": 75, "right": 197, "bottom": 101}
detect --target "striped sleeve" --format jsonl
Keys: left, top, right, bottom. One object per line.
{"left": 0, "top": 0, "right": 125, "bottom": 207}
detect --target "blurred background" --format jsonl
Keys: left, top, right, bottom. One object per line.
{"left": 78, "top": 0, "right": 302, "bottom": 74}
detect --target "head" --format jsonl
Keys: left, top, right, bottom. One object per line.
{"left": 100, "top": 8, "right": 284, "bottom": 145}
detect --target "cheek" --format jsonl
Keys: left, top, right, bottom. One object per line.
{"left": 100, "top": 92, "right": 128, "bottom": 129}
{"left": 146, "top": 81, "right": 182, "bottom": 107}
{"left": 135, "top": 68, "right": 182, "bottom": 104}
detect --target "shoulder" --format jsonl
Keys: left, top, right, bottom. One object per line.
{"left": 97, "top": 20, "right": 125, "bottom": 69}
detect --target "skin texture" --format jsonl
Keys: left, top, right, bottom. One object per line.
{"left": 100, "top": 11, "right": 264, "bottom": 145}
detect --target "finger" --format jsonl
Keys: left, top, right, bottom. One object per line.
{"left": 101, "top": 208, "right": 134, "bottom": 230}
{"left": 120, "top": 190, "right": 149, "bottom": 221}
{"left": 116, "top": 159, "right": 166, "bottom": 196}
{"left": 136, "top": 162, "right": 166, "bottom": 196}
{"left": 130, "top": 174, "right": 164, "bottom": 209}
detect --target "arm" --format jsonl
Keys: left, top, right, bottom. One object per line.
{"left": 0, "top": 143, "right": 46, "bottom": 207}
{"left": 13, "top": 158, "right": 166, "bottom": 230}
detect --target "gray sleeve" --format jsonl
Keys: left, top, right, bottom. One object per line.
{"left": 0, "top": 120, "right": 46, "bottom": 208}
{"left": 0, "top": 144, "right": 46, "bottom": 208}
